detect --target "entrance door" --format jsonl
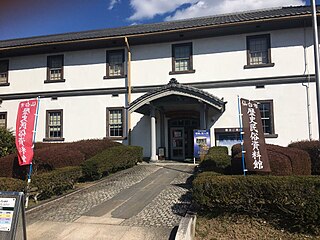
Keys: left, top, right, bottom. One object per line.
{"left": 170, "top": 127, "right": 185, "bottom": 160}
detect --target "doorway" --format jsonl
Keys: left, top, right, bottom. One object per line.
{"left": 168, "top": 118, "right": 199, "bottom": 160}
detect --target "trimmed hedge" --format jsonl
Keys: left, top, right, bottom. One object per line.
{"left": 82, "top": 145, "right": 143, "bottom": 180}
{"left": 0, "top": 177, "right": 26, "bottom": 192}
{"left": 200, "top": 146, "right": 231, "bottom": 174}
{"left": 231, "top": 143, "right": 311, "bottom": 176}
{"left": 193, "top": 172, "right": 320, "bottom": 233}
{"left": 0, "top": 128, "right": 16, "bottom": 158}
{"left": 31, "top": 166, "right": 82, "bottom": 200}
{"left": 288, "top": 140, "right": 320, "bottom": 175}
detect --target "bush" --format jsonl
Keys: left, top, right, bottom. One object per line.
{"left": 0, "top": 177, "right": 26, "bottom": 192}
{"left": 31, "top": 166, "right": 82, "bottom": 200}
{"left": 192, "top": 172, "right": 320, "bottom": 234}
{"left": 199, "top": 146, "right": 231, "bottom": 173}
{"left": 231, "top": 144, "right": 311, "bottom": 176}
{"left": 288, "top": 140, "right": 320, "bottom": 175}
{"left": 0, "top": 128, "right": 15, "bottom": 157}
{"left": 82, "top": 145, "right": 143, "bottom": 181}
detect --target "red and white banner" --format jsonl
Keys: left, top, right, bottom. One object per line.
{"left": 15, "top": 99, "right": 38, "bottom": 166}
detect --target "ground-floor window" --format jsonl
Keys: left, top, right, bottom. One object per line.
{"left": 45, "top": 109, "right": 63, "bottom": 140}
{"left": 106, "top": 107, "right": 125, "bottom": 139}
{"left": 257, "top": 100, "right": 275, "bottom": 135}
{"left": 0, "top": 112, "right": 7, "bottom": 128}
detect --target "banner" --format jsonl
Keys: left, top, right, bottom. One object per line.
{"left": 15, "top": 99, "right": 38, "bottom": 166}
{"left": 194, "top": 130, "right": 211, "bottom": 158}
{"left": 240, "top": 98, "right": 271, "bottom": 173}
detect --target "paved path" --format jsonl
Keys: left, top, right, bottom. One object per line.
{"left": 26, "top": 162, "right": 194, "bottom": 240}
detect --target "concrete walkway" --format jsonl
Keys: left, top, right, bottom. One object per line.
{"left": 26, "top": 162, "right": 194, "bottom": 240}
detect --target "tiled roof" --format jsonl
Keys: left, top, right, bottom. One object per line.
{"left": 0, "top": 5, "right": 318, "bottom": 48}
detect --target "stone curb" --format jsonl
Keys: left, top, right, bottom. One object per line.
{"left": 175, "top": 211, "right": 197, "bottom": 240}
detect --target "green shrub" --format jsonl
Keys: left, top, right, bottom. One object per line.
{"left": 200, "top": 147, "right": 231, "bottom": 173}
{"left": 193, "top": 173, "right": 320, "bottom": 233}
{"left": 0, "top": 177, "right": 26, "bottom": 192}
{"left": 82, "top": 145, "right": 143, "bottom": 181}
{"left": 31, "top": 166, "right": 82, "bottom": 200}
{"left": 288, "top": 140, "right": 320, "bottom": 175}
{"left": 0, "top": 128, "right": 15, "bottom": 157}
{"left": 231, "top": 143, "right": 311, "bottom": 176}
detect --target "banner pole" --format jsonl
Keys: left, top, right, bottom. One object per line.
{"left": 25, "top": 97, "right": 40, "bottom": 208}
{"left": 237, "top": 96, "right": 246, "bottom": 176}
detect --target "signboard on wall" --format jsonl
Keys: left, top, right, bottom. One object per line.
{"left": 0, "top": 192, "right": 27, "bottom": 240}
{"left": 193, "top": 130, "right": 211, "bottom": 158}
{"left": 240, "top": 98, "right": 271, "bottom": 173}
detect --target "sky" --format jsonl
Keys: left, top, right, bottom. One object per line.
{"left": 0, "top": 0, "right": 319, "bottom": 41}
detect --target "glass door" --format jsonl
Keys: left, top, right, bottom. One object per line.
{"left": 170, "top": 127, "right": 185, "bottom": 160}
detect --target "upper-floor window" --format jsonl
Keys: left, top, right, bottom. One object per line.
{"left": 106, "top": 107, "right": 126, "bottom": 139}
{"left": 245, "top": 34, "right": 274, "bottom": 68}
{"left": 0, "top": 60, "right": 9, "bottom": 85}
{"left": 0, "top": 112, "right": 7, "bottom": 129}
{"left": 258, "top": 100, "right": 275, "bottom": 135}
{"left": 45, "top": 109, "right": 64, "bottom": 141}
{"left": 170, "top": 43, "right": 195, "bottom": 74}
{"left": 105, "top": 50, "right": 125, "bottom": 78}
{"left": 46, "top": 55, "right": 64, "bottom": 82}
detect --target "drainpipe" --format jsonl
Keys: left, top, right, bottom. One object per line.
{"left": 302, "top": 22, "right": 312, "bottom": 140}
{"left": 125, "top": 37, "right": 132, "bottom": 145}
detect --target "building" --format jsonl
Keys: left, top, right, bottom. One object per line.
{"left": 0, "top": 6, "right": 319, "bottom": 160}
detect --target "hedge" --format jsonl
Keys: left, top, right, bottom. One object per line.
{"left": 193, "top": 172, "right": 320, "bottom": 234}
{"left": 31, "top": 166, "right": 82, "bottom": 200}
{"left": 82, "top": 145, "right": 143, "bottom": 180}
{"left": 0, "top": 139, "right": 121, "bottom": 178}
{"left": 0, "top": 177, "right": 26, "bottom": 192}
{"left": 231, "top": 143, "right": 311, "bottom": 176}
{"left": 0, "top": 128, "right": 16, "bottom": 158}
{"left": 199, "top": 146, "right": 231, "bottom": 174}
{"left": 288, "top": 140, "right": 320, "bottom": 175}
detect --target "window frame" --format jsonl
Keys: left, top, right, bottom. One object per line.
{"left": 106, "top": 107, "right": 126, "bottom": 139}
{"left": 104, "top": 49, "right": 125, "bottom": 79}
{"left": 0, "top": 112, "right": 7, "bottom": 129}
{"left": 45, "top": 55, "right": 65, "bottom": 83}
{"left": 169, "top": 42, "right": 195, "bottom": 75}
{"left": 0, "top": 60, "right": 9, "bottom": 86}
{"left": 256, "top": 100, "right": 278, "bottom": 138}
{"left": 244, "top": 34, "right": 274, "bottom": 69}
{"left": 44, "top": 109, "right": 64, "bottom": 141}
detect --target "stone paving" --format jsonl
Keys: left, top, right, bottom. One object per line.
{"left": 27, "top": 162, "right": 194, "bottom": 230}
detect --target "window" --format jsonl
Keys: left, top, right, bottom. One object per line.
{"left": 0, "top": 60, "right": 9, "bottom": 85}
{"left": 106, "top": 108, "right": 126, "bottom": 139}
{"left": 46, "top": 55, "right": 64, "bottom": 82}
{"left": 105, "top": 50, "right": 125, "bottom": 78}
{"left": 245, "top": 34, "right": 274, "bottom": 68}
{"left": 257, "top": 100, "right": 275, "bottom": 135}
{"left": 0, "top": 112, "right": 7, "bottom": 129}
{"left": 170, "top": 43, "right": 195, "bottom": 74}
{"left": 45, "top": 110, "right": 64, "bottom": 140}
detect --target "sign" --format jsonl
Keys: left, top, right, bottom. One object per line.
{"left": 240, "top": 98, "right": 271, "bottom": 172}
{"left": 194, "top": 130, "right": 211, "bottom": 158}
{"left": 15, "top": 99, "right": 38, "bottom": 166}
{"left": 0, "top": 192, "right": 26, "bottom": 240}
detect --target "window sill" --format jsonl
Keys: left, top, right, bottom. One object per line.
{"left": 43, "top": 137, "right": 65, "bottom": 142}
{"left": 103, "top": 75, "right": 126, "bottom": 80}
{"left": 106, "top": 136, "right": 127, "bottom": 140}
{"left": 169, "top": 69, "right": 196, "bottom": 75}
{"left": 264, "top": 134, "right": 278, "bottom": 138}
{"left": 44, "top": 79, "right": 66, "bottom": 83}
{"left": 0, "top": 83, "right": 10, "bottom": 86}
{"left": 244, "top": 63, "right": 275, "bottom": 69}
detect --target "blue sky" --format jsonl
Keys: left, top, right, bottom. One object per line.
{"left": 0, "top": 0, "right": 318, "bottom": 41}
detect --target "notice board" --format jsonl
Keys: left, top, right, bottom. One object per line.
{"left": 0, "top": 192, "right": 26, "bottom": 240}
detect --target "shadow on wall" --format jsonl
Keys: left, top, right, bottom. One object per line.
{"left": 130, "top": 114, "right": 151, "bottom": 158}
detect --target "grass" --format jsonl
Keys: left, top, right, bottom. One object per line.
{"left": 195, "top": 213, "right": 320, "bottom": 240}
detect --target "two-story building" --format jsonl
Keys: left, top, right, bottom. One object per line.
{"left": 0, "top": 6, "right": 319, "bottom": 160}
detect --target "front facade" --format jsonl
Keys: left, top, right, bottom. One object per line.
{"left": 0, "top": 6, "right": 319, "bottom": 160}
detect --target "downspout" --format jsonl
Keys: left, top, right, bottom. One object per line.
{"left": 302, "top": 22, "right": 313, "bottom": 140}
{"left": 125, "top": 37, "right": 132, "bottom": 145}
